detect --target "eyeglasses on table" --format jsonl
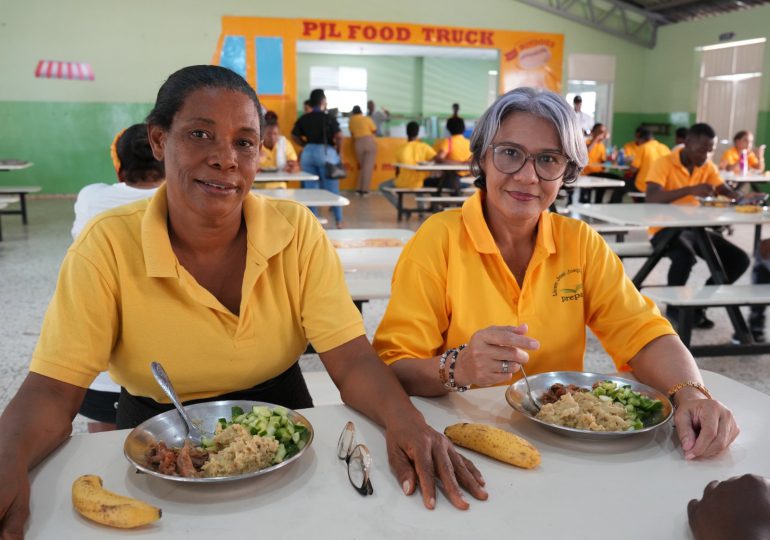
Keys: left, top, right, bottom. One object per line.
{"left": 337, "top": 421, "right": 373, "bottom": 496}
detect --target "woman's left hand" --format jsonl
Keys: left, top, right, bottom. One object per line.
{"left": 673, "top": 395, "right": 740, "bottom": 460}
{"left": 385, "top": 414, "right": 488, "bottom": 510}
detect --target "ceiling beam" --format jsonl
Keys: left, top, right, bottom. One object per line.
{"left": 517, "top": 0, "right": 667, "bottom": 48}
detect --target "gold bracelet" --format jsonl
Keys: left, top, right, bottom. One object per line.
{"left": 667, "top": 381, "right": 712, "bottom": 401}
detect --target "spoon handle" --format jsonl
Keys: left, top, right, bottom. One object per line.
{"left": 150, "top": 361, "right": 197, "bottom": 431}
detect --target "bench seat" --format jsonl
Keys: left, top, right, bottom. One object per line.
{"left": 0, "top": 186, "right": 42, "bottom": 225}
{"left": 606, "top": 241, "right": 654, "bottom": 258}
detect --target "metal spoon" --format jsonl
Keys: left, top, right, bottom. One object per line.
{"left": 150, "top": 361, "right": 211, "bottom": 446}
{"left": 518, "top": 365, "right": 541, "bottom": 412}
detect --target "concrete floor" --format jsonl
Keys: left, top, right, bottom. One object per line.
{"left": 2, "top": 192, "right": 769, "bottom": 434}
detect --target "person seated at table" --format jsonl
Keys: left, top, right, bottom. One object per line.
{"left": 688, "top": 474, "right": 770, "bottom": 540}
{"left": 673, "top": 126, "right": 688, "bottom": 150}
{"left": 579, "top": 122, "right": 620, "bottom": 203}
{"left": 256, "top": 113, "right": 299, "bottom": 189}
{"left": 719, "top": 130, "right": 766, "bottom": 174}
{"left": 349, "top": 105, "right": 377, "bottom": 195}
{"left": 621, "top": 126, "right": 642, "bottom": 163}
{"left": 434, "top": 116, "right": 471, "bottom": 195}
{"left": 373, "top": 88, "right": 739, "bottom": 463}
{"left": 292, "top": 88, "right": 345, "bottom": 227}
{"left": 71, "top": 123, "right": 166, "bottom": 430}
{"left": 0, "top": 66, "right": 489, "bottom": 537}
{"left": 379, "top": 121, "right": 437, "bottom": 209}
{"left": 629, "top": 127, "right": 671, "bottom": 193}
{"left": 72, "top": 123, "right": 165, "bottom": 239}
{"left": 646, "top": 123, "right": 752, "bottom": 328}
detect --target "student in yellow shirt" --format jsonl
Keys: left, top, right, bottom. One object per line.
{"left": 580, "top": 123, "right": 620, "bottom": 203}
{"left": 374, "top": 88, "right": 738, "bottom": 463}
{"left": 629, "top": 127, "right": 671, "bottom": 193}
{"left": 379, "top": 121, "right": 437, "bottom": 208}
{"left": 0, "top": 67, "right": 489, "bottom": 536}
{"left": 435, "top": 116, "right": 471, "bottom": 194}
{"left": 673, "top": 127, "right": 688, "bottom": 150}
{"left": 256, "top": 115, "right": 299, "bottom": 189}
{"left": 719, "top": 130, "right": 766, "bottom": 174}
{"left": 349, "top": 105, "right": 378, "bottom": 194}
{"left": 646, "top": 123, "right": 752, "bottom": 329}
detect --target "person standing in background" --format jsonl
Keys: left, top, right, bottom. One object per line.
{"left": 573, "top": 95, "right": 593, "bottom": 136}
{"left": 349, "top": 105, "right": 378, "bottom": 195}
{"left": 580, "top": 123, "right": 619, "bottom": 203}
{"left": 367, "top": 99, "right": 390, "bottom": 136}
{"left": 292, "top": 88, "right": 345, "bottom": 227}
{"left": 719, "top": 131, "right": 766, "bottom": 174}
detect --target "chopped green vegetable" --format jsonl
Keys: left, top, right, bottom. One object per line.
{"left": 217, "top": 405, "right": 310, "bottom": 463}
{"left": 590, "top": 380, "right": 664, "bottom": 430}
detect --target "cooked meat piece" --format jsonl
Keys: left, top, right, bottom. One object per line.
{"left": 176, "top": 441, "right": 197, "bottom": 478}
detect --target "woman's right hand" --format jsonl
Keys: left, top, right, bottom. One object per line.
{"left": 454, "top": 324, "right": 540, "bottom": 387}
{"left": 0, "top": 458, "right": 30, "bottom": 540}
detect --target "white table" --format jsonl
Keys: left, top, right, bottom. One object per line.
{"left": 570, "top": 202, "right": 770, "bottom": 345}
{"left": 252, "top": 188, "right": 349, "bottom": 207}
{"left": 254, "top": 171, "right": 320, "bottom": 183}
{"left": 573, "top": 176, "right": 626, "bottom": 204}
{"left": 395, "top": 162, "right": 469, "bottom": 172}
{"left": 721, "top": 172, "right": 769, "bottom": 183}
{"left": 0, "top": 160, "right": 33, "bottom": 171}
{"left": 328, "top": 228, "right": 413, "bottom": 273}
{"left": 25, "top": 370, "right": 770, "bottom": 539}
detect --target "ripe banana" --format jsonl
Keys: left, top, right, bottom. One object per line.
{"left": 71, "top": 475, "right": 162, "bottom": 529}
{"left": 444, "top": 422, "right": 541, "bottom": 469}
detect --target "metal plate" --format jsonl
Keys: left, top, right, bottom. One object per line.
{"left": 505, "top": 371, "right": 673, "bottom": 440}
{"left": 123, "top": 400, "right": 314, "bottom": 483}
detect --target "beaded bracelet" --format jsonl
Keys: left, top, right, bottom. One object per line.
{"left": 438, "top": 350, "right": 450, "bottom": 387}
{"left": 446, "top": 344, "right": 469, "bottom": 392}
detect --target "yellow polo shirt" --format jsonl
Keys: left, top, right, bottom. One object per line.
{"left": 373, "top": 191, "right": 675, "bottom": 376}
{"left": 349, "top": 114, "right": 376, "bottom": 139}
{"left": 622, "top": 141, "right": 638, "bottom": 162}
{"left": 30, "top": 185, "right": 364, "bottom": 403}
{"left": 632, "top": 140, "right": 671, "bottom": 192}
{"left": 583, "top": 140, "right": 607, "bottom": 175}
{"left": 645, "top": 147, "right": 723, "bottom": 206}
{"left": 395, "top": 140, "right": 438, "bottom": 188}
{"left": 721, "top": 147, "right": 760, "bottom": 170}
{"left": 257, "top": 138, "right": 298, "bottom": 189}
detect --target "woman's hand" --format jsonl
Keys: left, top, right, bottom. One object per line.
{"left": 454, "top": 325, "right": 540, "bottom": 388}
{"left": 385, "top": 414, "right": 487, "bottom": 510}
{"left": 0, "top": 457, "right": 31, "bottom": 540}
{"left": 673, "top": 391, "right": 740, "bottom": 460}
{"left": 688, "top": 474, "right": 770, "bottom": 540}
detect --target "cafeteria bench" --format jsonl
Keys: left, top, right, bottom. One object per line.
{"left": 0, "top": 186, "right": 42, "bottom": 225}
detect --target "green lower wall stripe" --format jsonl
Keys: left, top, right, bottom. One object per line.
{"left": 612, "top": 112, "right": 695, "bottom": 149}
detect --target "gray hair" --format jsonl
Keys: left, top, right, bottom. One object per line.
{"left": 470, "top": 87, "right": 588, "bottom": 187}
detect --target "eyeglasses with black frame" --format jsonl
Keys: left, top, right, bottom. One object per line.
{"left": 337, "top": 421, "right": 373, "bottom": 496}
{"left": 488, "top": 143, "right": 574, "bottom": 182}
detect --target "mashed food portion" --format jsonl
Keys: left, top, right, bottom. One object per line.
{"left": 535, "top": 392, "right": 630, "bottom": 431}
{"left": 201, "top": 423, "right": 279, "bottom": 477}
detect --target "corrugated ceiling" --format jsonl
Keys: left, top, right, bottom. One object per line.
{"left": 626, "top": 0, "right": 770, "bottom": 24}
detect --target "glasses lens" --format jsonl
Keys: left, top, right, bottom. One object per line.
{"left": 337, "top": 422, "right": 355, "bottom": 460}
{"left": 492, "top": 145, "right": 525, "bottom": 174}
{"left": 534, "top": 152, "right": 569, "bottom": 180}
{"left": 347, "top": 444, "right": 372, "bottom": 492}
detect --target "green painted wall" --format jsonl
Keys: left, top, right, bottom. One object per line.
{"left": 612, "top": 112, "right": 695, "bottom": 149}
{"left": 0, "top": 102, "right": 152, "bottom": 193}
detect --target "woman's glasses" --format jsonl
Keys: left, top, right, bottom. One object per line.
{"left": 337, "top": 421, "right": 373, "bottom": 496}
{"left": 489, "top": 143, "right": 574, "bottom": 182}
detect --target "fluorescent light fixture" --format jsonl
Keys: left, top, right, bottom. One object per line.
{"left": 706, "top": 72, "right": 762, "bottom": 82}
{"left": 488, "top": 70, "right": 498, "bottom": 75}
{"left": 698, "top": 37, "right": 766, "bottom": 51}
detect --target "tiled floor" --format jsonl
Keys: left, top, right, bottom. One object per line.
{"left": 2, "top": 192, "right": 769, "bottom": 434}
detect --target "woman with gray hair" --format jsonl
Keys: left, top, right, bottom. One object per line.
{"left": 374, "top": 87, "right": 738, "bottom": 461}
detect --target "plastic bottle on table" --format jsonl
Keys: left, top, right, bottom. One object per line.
{"left": 617, "top": 149, "right": 625, "bottom": 167}
{"left": 740, "top": 149, "right": 749, "bottom": 176}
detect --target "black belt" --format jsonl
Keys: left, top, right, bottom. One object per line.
{"left": 115, "top": 361, "right": 314, "bottom": 429}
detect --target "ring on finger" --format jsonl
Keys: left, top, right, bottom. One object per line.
{"left": 501, "top": 360, "right": 509, "bottom": 374}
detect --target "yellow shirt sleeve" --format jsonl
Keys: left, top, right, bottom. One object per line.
{"left": 644, "top": 153, "right": 670, "bottom": 189}
{"left": 581, "top": 227, "right": 676, "bottom": 367}
{"left": 420, "top": 142, "right": 437, "bottom": 162}
{"left": 706, "top": 162, "right": 724, "bottom": 187}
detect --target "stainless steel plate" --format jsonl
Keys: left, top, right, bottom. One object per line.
{"left": 505, "top": 371, "right": 673, "bottom": 440}
{"left": 124, "top": 400, "right": 314, "bottom": 483}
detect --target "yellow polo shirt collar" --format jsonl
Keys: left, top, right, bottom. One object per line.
{"left": 461, "top": 190, "right": 556, "bottom": 257}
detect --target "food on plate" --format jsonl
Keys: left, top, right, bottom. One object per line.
{"left": 444, "top": 422, "right": 540, "bottom": 469}
{"left": 699, "top": 195, "right": 734, "bottom": 207}
{"left": 71, "top": 474, "right": 161, "bottom": 529}
{"left": 535, "top": 380, "right": 664, "bottom": 431}
{"left": 331, "top": 238, "right": 405, "bottom": 249}
{"left": 145, "top": 405, "right": 310, "bottom": 478}
{"left": 736, "top": 204, "right": 762, "bottom": 213}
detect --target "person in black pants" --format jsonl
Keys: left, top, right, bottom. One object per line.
{"left": 748, "top": 239, "right": 770, "bottom": 342}
{"left": 647, "top": 123, "right": 753, "bottom": 328}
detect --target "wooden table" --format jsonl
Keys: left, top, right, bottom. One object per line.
{"left": 253, "top": 171, "right": 320, "bottom": 183}
{"left": 24, "top": 370, "right": 770, "bottom": 539}
{"left": 251, "top": 188, "right": 349, "bottom": 207}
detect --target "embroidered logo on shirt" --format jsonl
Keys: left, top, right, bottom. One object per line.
{"left": 552, "top": 268, "right": 584, "bottom": 303}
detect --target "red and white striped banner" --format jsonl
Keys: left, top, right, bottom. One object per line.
{"left": 35, "top": 60, "right": 94, "bottom": 81}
